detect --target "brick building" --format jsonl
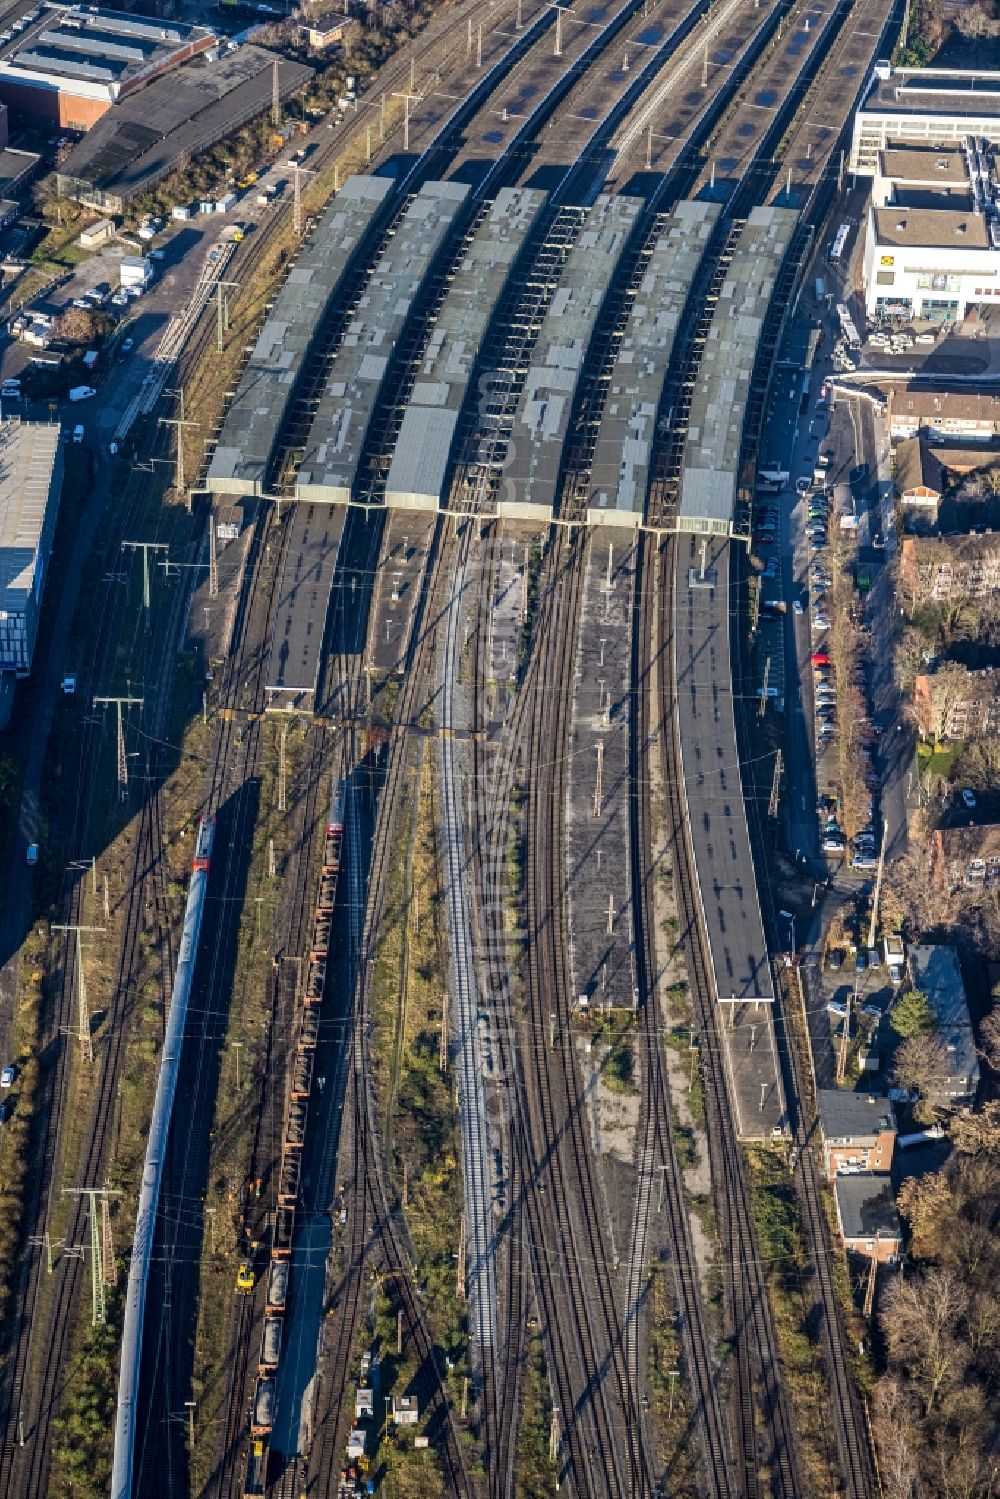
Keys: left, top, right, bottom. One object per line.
{"left": 899, "top": 533, "right": 1000, "bottom": 605}
{"left": 833, "top": 1176, "right": 902, "bottom": 1262}
{"left": 816, "top": 1090, "right": 897, "bottom": 1180}
{"left": 895, "top": 436, "right": 943, "bottom": 510}
{"left": 913, "top": 667, "right": 1000, "bottom": 740}
{"left": 888, "top": 386, "right": 1000, "bottom": 442}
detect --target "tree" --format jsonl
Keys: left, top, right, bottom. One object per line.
{"left": 871, "top": 1377, "right": 919, "bottom": 1499}
{"left": 959, "top": 738, "right": 1000, "bottom": 796}
{"left": 892, "top": 989, "right": 934, "bottom": 1038}
{"left": 882, "top": 850, "right": 957, "bottom": 938}
{"left": 955, "top": 0, "right": 993, "bottom": 37}
{"left": 979, "top": 1006, "right": 1000, "bottom": 1072}
{"left": 54, "top": 305, "right": 100, "bottom": 347}
{"left": 912, "top": 661, "right": 974, "bottom": 746}
{"left": 883, "top": 1269, "right": 969, "bottom": 1416}
{"left": 893, "top": 1032, "right": 950, "bottom": 1119}
{"left": 949, "top": 1101, "right": 1000, "bottom": 1156}
{"left": 896, "top": 1170, "right": 953, "bottom": 1259}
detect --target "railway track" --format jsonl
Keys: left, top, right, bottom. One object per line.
{"left": 629, "top": 535, "right": 733, "bottom": 1497}
{"left": 657, "top": 534, "right": 801, "bottom": 1499}
{"left": 0, "top": 0, "right": 898, "bottom": 1482}
{"left": 215, "top": 0, "right": 791, "bottom": 1487}
{"left": 132, "top": 480, "right": 295, "bottom": 1497}
{"left": 0, "top": 457, "right": 198, "bottom": 1499}
{"left": 524, "top": 531, "right": 649, "bottom": 1497}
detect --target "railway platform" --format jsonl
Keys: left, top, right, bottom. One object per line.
{"left": 296, "top": 179, "right": 470, "bottom": 503}
{"left": 496, "top": 192, "right": 643, "bottom": 521}
{"left": 565, "top": 529, "right": 638, "bottom": 1013}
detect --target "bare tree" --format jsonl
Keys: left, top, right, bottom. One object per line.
{"left": 950, "top": 1100, "right": 1000, "bottom": 1154}
{"left": 912, "top": 661, "right": 976, "bottom": 746}
{"left": 896, "top": 1170, "right": 952, "bottom": 1258}
{"left": 871, "top": 1376, "right": 919, "bottom": 1499}
{"left": 54, "top": 305, "right": 102, "bottom": 347}
{"left": 966, "top": 1289, "right": 1000, "bottom": 1361}
{"left": 896, "top": 625, "right": 931, "bottom": 694}
{"left": 882, "top": 849, "right": 957, "bottom": 936}
{"left": 893, "top": 1032, "right": 951, "bottom": 1119}
{"left": 976, "top": 1007, "right": 1000, "bottom": 1070}
{"left": 883, "top": 1270, "right": 970, "bottom": 1416}
{"left": 955, "top": 0, "right": 994, "bottom": 37}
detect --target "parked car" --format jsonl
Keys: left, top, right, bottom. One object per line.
{"left": 961, "top": 788, "right": 977, "bottom": 809}
{"left": 811, "top": 652, "right": 831, "bottom": 666}
{"left": 827, "top": 948, "right": 844, "bottom": 971}
{"left": 823, "top": 833, "right": 846, "bottom": 853}
{"left": 26, "top": 842, "right": 38, "bottom": 865}
{"left": 855, "top": 950, "right": 868, "bottom": 972}
{"left": 793, "top": 599, "right": 804, "bottom": 615}
{"left": 827, "top": 999, "right": 848, "bottom": 1017}
{"left": 0, "top": 1065, "right": 15, "bottom": 1088}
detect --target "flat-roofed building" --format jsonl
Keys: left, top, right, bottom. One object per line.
{"left": 816, "top": 1090, "right": 896, "bottom": 1180}
{"left": 57, "top": 44, "right": 311, "bottom": 210}
{"left": 833, "top": 1176, "right": 901, "bottom": 1262}
{"left": 861, "top": 199, "right": 1000, "bottom": 321}
{"left": 0, "top": 419, "right": 64, "bottom": 676}
{"left": 0, "top": 4, "right": 216, "bottom": 129}
{"left": 876, "top": 142, "right": 970, "bottom": 196}
{"left": 850, "top": 64, "right": 1000, "bottom": 174}
{"left": 913, "top": 667, "right": 1000, "bottom": 740}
